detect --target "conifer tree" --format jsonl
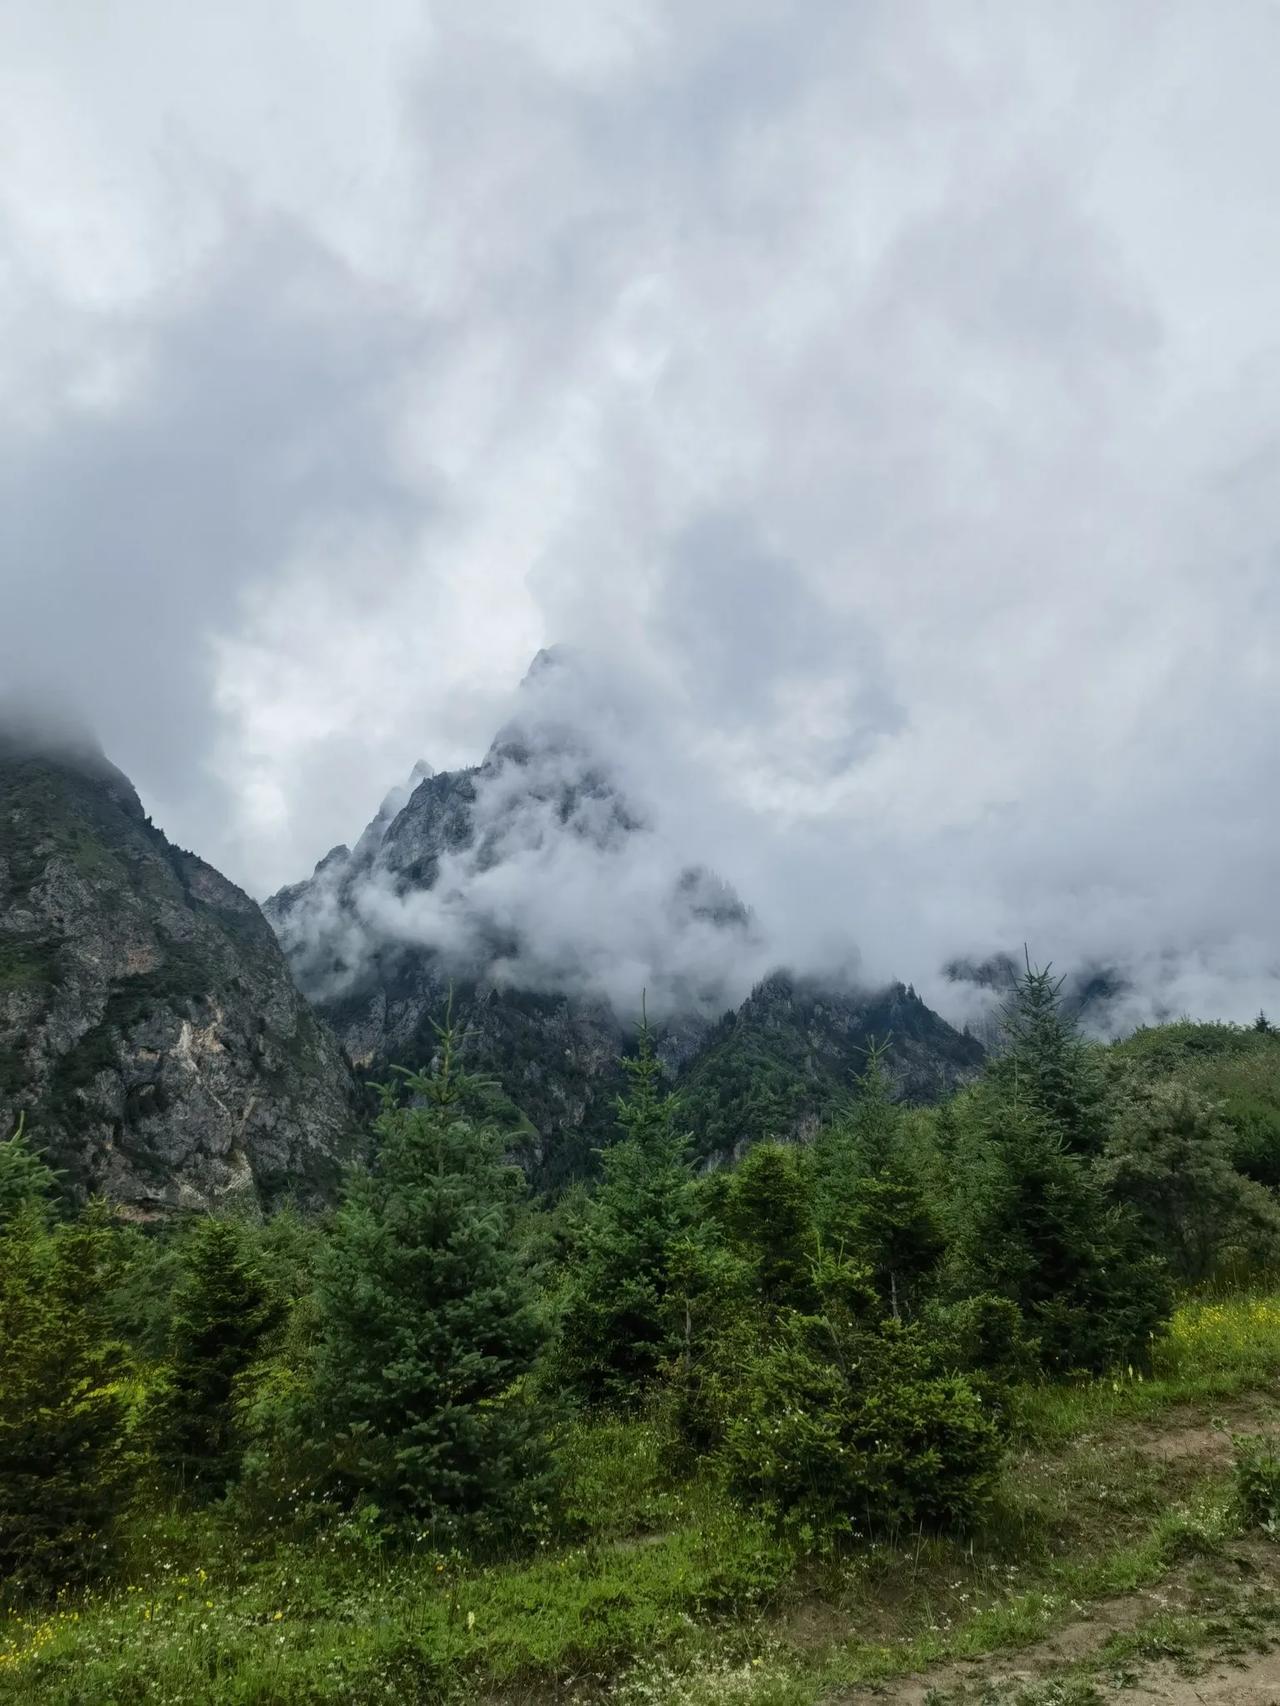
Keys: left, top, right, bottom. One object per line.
{"left": 725, "top": 1142, "right": 814, "bottom": 1312}
{"left": 812, "top": 1042, "right": 943, "bottom": 1317}
{"left": 153, "top": 1216, "right": 278, "bottom": 1496}
{"left": 991, "top": 957, "right": 1106, "bottom": 1153}
{"left": 949, "top": 1095, "right": 1169, "bottom": 1373}
{"left": 0, "top": 1203, "right": 130, "bottom": 1592}
{"left": 557, "top": 1013, "right": 700, "bottom": 1405}
{"left": 312, "top": 1011, "right": 550, "bottom": 1544}
{"left": 0, "top": 1113, "right": 61, "bottom": 1229}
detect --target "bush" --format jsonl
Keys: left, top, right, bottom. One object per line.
{"left": 922, "top": 1292, "right": 1038, "bottom": 1383}
{"left": 1233, "top": 1433, "right": 1280, "bottom": 1533}
{"left": 1099, "top": 1082, "right": 1280, "bottom": 1282}
{"left": 716, "top": 1307, "right": 1002, "bottom": 1542}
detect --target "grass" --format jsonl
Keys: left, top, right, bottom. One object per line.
{"left": 6, "top": 1289, "right": 1280, "bottom": 1705}
{"left": 1013, "top": 1289, "right": 1280, "bottom": 1445}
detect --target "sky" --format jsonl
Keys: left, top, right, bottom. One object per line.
{"left": 2, "top": 0, "right": 1278, "bottom": 1025}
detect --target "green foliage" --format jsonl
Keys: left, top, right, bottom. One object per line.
{"left": 675, "top": 1008, "right": 813, "bottom": 1159}
{"left": 1232, "top": 1433, "right": 1280, "bottom": 1532}
{"left": 724, "top": 1142, "right": 815, "bottom": 1311}
{"left": 1098, "top": 1081, "right": 1280, "bottom": 1282}
{"left": 311, "top": 1016, "right": 552, "bottom": 1546}
{"left": 716, "top": 1300, "right": 1003, "bottom": 1541}
{"left": 0, "top": 1205, "right": 133, "bottom": 1597}
{"left": 0, "top": 1114, "right": 61, "bottom": 1228}
{"left": 1107, "top": 1020, "right": 1280, "bottom": 1188}
{"left": 921, "top": 1292, "right": 1039, "bottom": 1386}
{"left": 0, "top": 938, "right": 57, "bottom": 995}
{"left": 989, "top": 959, "right": 1106, "bottom": 1153}
{"left": 150, "top": 1217, "right": 279, "bottom": 1497}
{"left": 948, "top": 1096, "right": 1170, "bottom": 1375}
{"left": 811, "top": 1042, "right": 945, "bottom": 1319}
{"left": 556, "top": 1017, "right": 701, "bottom": 1405}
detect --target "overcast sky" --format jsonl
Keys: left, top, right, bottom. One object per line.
{"left": 2, "top": 1, "right": 1277, "bottom": 1022}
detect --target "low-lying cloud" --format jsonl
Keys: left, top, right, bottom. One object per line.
{"left": 2, "top": 2, "right": 1278, "bottom": 1028}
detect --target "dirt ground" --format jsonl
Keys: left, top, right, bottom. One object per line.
{"left": 827, "top": 1403, "right": 1280, "bottom": 1706}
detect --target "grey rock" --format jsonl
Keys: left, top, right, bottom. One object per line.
{"left": 0, "top": 736, "right": 361, "bottom": 1215}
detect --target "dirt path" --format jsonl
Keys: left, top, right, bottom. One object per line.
{"left": 824, "top": 1399, "right": 1280, "bottom": 1706}
{"left": 826, "top": 1550, "right": 1280, "bottom": 1705}
{"left": 1126, "top": 1650, "right": 1280, "bottom": 1704}
{"left": 825, "top": 1578, "right": 1179, "bottom": 1705}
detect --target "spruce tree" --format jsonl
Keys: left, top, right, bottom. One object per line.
{"left": 153, "top": 1216, "right": 278, "bottom": 1496}
{"left": 725, "top": 1142, "right": 814, "bottom": 1312}
{"left": 0, "top": 1113, "right": 61, "bottom": 1229}
{"left": 0, "top": 1203, "right": 130, "bottom": 1593}
{"left": 557, "top": 1015, "right": 700, "bottom": 1405}
{"left": 949, "top": 1094, "right": 1169, "bottom": 1374}
{"left": 812, "top": 1042, "right": 943, "bottom": 1318}
{"left": 312, "top": 1015, "right": 550, "bottom": 1545}
{"left": 991, "top": 957, "right": 1106, "bottom": 1153}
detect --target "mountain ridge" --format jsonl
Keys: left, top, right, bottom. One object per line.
{"left": 0, "top": 734, "right": 361, "bottom": 1213}
{"left": 265, "top": 660, "right": 986, "bottom": 1179}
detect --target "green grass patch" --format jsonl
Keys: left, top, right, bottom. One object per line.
{"left": 7, "top": 1291, "right": 1280, "bottom": 1705}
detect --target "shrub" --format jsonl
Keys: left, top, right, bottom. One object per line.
{"left": 921, "top": 1292, "right": 1038, "bottom": 1384}
{"left": 1233, "top": 1433, "right": 1280, "bottom": 1533}
{"left": 1098, "top": 1082, "right": 1280, "bottom": 1282}
{"left": 716, "top": 1307, "right": 1002, "bottom": 1542}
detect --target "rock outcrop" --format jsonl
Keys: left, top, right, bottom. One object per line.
{"left": 0, "top": 730, "right": 360, "bottom": 1213}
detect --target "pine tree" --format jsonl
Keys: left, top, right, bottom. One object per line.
{"left": 0, "top": 1113, "right": 61, "bottom": 1229}
{"left": 0, "top": 1203, "right": 131, "bottom": 1593}
{"left": 991, "top": 957, "right": 1106, "bottom": 1153}
{"left": 812, "top": 1042, "right": 943, "bottom": 1318}
{"left": 724, "top": 1142, "right": 814, "bottom": 1312}
{"left": 152, "top": 1216, "right": 278, "bottom": 1496}
{"left": 949, "top": 1094, "right": 1169, "bottom": 1374}
{"left": 312, "top": 1013, "right": 550, "bottom": 1545}
{"left": 557, "top": 1014, "right": 700, "bottom": 1405}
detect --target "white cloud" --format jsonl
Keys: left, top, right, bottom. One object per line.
{"left": 1, "top": 0, "right": 1277, "bottom": 1022}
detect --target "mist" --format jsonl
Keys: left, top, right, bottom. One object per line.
{"left": 2, "top": 2, "right": 1278, "bottom": 1029}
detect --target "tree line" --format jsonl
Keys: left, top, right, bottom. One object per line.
{"left": 2, "top": 968, "right": 1279, "bottom": 1597}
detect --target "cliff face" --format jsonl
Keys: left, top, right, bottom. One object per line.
{"left": 0, "top": 736, "right": 360, "bottom": 1213}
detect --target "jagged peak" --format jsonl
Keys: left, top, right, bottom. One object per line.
{"left": 313, "top": 844, "right": 351, "bottom": 876}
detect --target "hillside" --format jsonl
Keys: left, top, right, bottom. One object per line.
{"left": 0, "top": 730, "right": 360, "bottom": 1212}
{"left": 6, "top": 1009, "right": 1280, "bottom": 1704}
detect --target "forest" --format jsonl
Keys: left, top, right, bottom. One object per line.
{"left": 3, "top": 967, "right": 1280, "bottom": 1704}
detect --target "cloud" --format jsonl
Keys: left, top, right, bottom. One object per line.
{"left": 1, "top": 1, "right": 1278, "bottom": 1024}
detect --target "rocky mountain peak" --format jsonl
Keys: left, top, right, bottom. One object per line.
{"left": 262, "top": 652, "right": 983, "bottom": 1182}
{"left": 0, "top": 738, "right": 360, "bottom": 1213}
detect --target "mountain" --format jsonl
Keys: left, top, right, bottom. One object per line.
{"left": 0, "top": 729, "right": 361, "bottom": 1213}
{"left": 679, "top": 972, "right": 986, "bottom": 1162}
{"left": 266, "top": 652, "right": 984, "bottom": 1177}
